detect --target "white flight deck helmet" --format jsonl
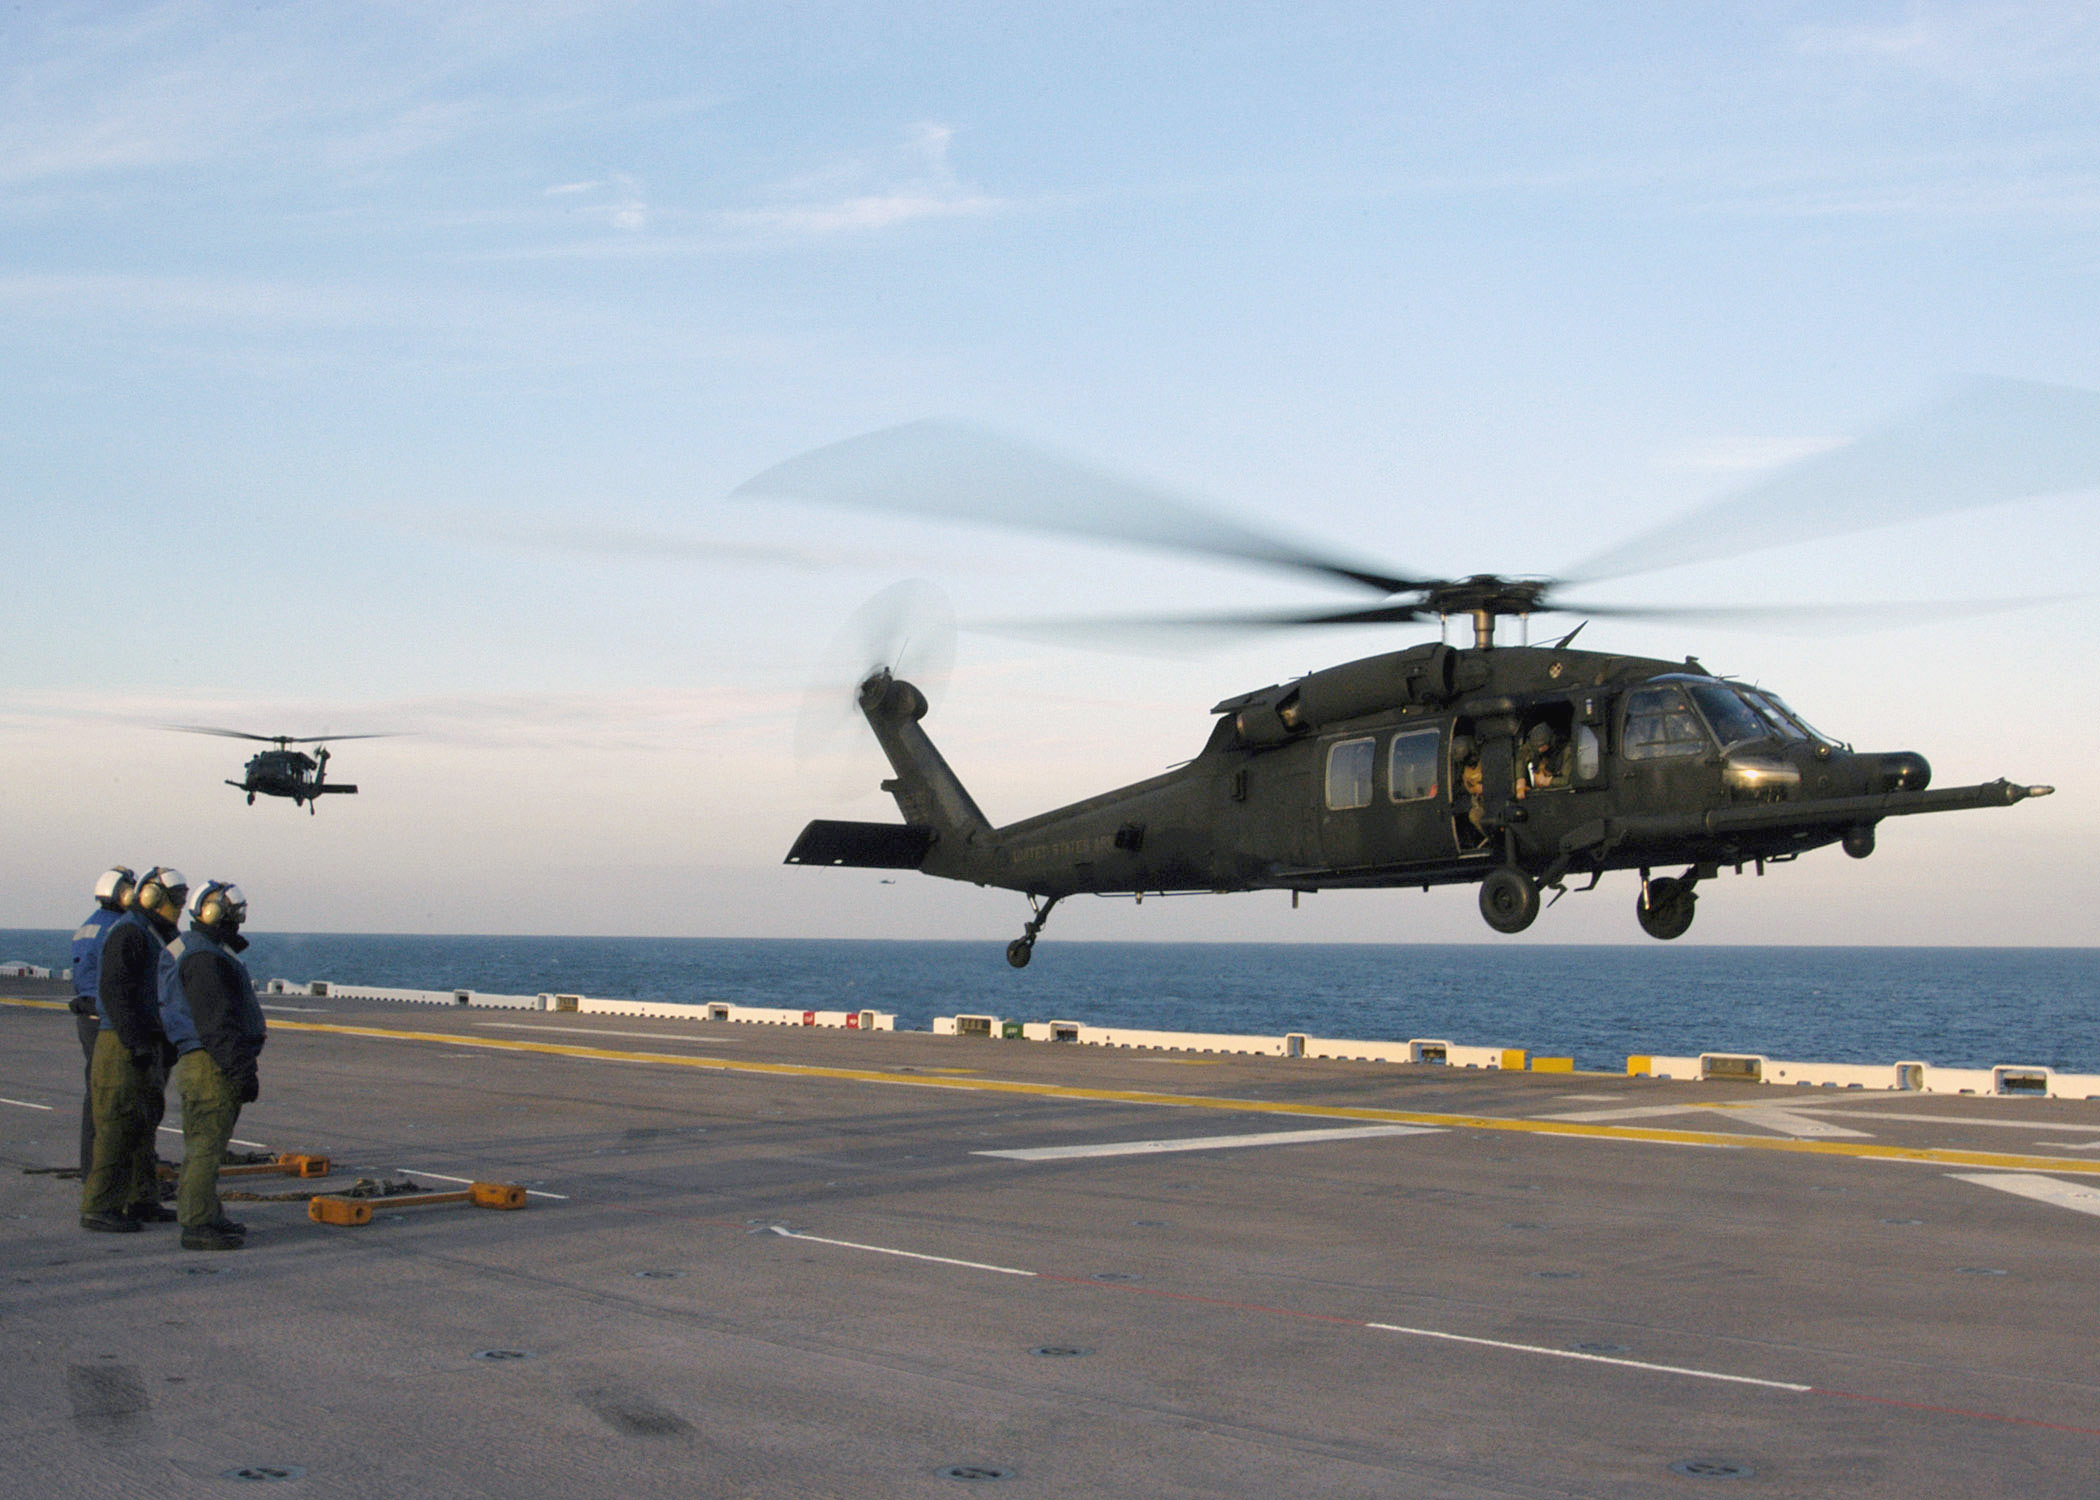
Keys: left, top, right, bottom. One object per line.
{"left": 189, "top": 881, "right": 247, "bottom": 939}
{"left": 133, "top": 868, "right": 189, "bottom": 928}
{"left": 93, "top": 867, "right": 137, "bottom": 911}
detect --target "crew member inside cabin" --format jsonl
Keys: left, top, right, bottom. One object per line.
{"left": 157, "top": 881, "right": 267, "bottom": 1252}
{"left": 79, "top": 866, "right": 186, "bottom": 1233}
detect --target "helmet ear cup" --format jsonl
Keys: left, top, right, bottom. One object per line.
{"left": 137, "top": 880, "right": 165, "bottom": 919}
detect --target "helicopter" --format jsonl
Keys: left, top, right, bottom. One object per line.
{"left": 167, "top": 727, "right": 392, "bottom": 813}
{"left": 760, "top": 380, "right": 2089, "bottom": 966}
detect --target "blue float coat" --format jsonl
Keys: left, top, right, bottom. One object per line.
{"left": 70, "top": 905, "right": 124, "bottom": 1012}
{"left": 158, "top": 925, "right": 267, "bottom": 1093}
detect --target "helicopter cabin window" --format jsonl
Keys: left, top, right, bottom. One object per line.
{"left": 1621, "top": 685, "right": 1710, "bottom": 761}
{"left": 1325, "top": 737, "right": 1376, "bottom": 811}
{"left": 1572, "top": 724, "right": 1602, "bottom": 781}
{"left": 1388, "top": 728, "right": 1441, "bottom": 803}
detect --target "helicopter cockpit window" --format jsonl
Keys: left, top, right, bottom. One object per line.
{"left": 1388, "top": 728, "right": 1441, "bottom": 803}
{"left": 1325, "top": 737, "right": 1376, "bottom": 810}
{"left": 1621, "top": 685, "right": 1710, "bottom": 761}
{"left": 1685, "top": 682, "right": 1770, "bottom": 752}
{"left": 1739, "top": 687, "right": 1808, "bottom": 741}
{"left": 1746, "top": 688, "right": 1834, "bottom": 745}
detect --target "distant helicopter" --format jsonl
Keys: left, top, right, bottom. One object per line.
{"left": 756, "top": 379, "right": 2090, "bottom": 965}
{"left": 168, "top": 727, "right": 394, "bottom": 813}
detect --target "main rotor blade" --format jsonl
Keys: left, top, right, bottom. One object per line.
{"left": 164, "top": 725, "right": 399, "bottom": 743}
{"left": 735, "top": 419, "right": 1432, "bottom": 596}
{"left": 1563, "top": 377, "right": 2100, "bottom": 584}
{"left": 165, "top": 725, "right": 281, "bottom": 743}
{"left": 1545, "top": 594, "right": 2076, "bottom": 632}
{"left": 973, "top": 600, "right": 1433, "bottom": 649}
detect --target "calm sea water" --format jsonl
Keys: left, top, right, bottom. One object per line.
{"left": 4, "top": 930, "right": 2094, "bottom": 1074}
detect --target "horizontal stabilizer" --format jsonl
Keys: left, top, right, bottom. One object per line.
{"left": 785, "top": 820, "right": 936, "bottom": 870}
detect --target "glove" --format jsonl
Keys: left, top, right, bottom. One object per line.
{"left": 236, "top": 1070, "right": 259, "bottom": 1105}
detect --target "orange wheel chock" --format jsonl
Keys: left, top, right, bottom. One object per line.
{"left": 307, "top": 1182, "right": 528, "bottom": 1228}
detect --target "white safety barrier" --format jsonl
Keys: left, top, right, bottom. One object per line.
{"left": 1628, "top": 1051, "right": 2100, "bottom": 1100}
{"left": 947, "top": 1018, "right": 1523, "bottom": 1068}
{"left": 268, "top": 979, "right": 892, "bottom": 1031}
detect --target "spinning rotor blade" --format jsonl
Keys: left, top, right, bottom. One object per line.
{"left": 166, "top": 725, "right": 283, "bottom": 743}
{"left": 976, "top": 600, "right": 1435, "bottom": 648}
{"left": 1540, "top": 594, "right": 2078, "bottom": 632}
{"left": 1565, "top": 377, "right": 2100, "bottom": 584}
{"left": 795, "top": 580, "right": 957, "bottom": 800}
{"left": 736, "top": 419, "right": 1432, "bottom": 596}
{"left": 164, "top": 726, "right": 401, "bottom": 744}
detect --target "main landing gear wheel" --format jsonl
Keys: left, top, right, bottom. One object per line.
{"left": 1478, "top": 868, "right": 1540, "bottom": 934}
{"left": 1637, "top": 876, "right": 1697, "bottom": 940}
{"left": 1006, "top": 894, "right": 1061, "bottom": 969}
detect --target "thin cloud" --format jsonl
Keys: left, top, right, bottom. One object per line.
{"left": 721, "top": 122, "right": 1005, "bottom": 241}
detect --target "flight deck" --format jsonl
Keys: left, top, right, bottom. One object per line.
{"left": 5, "top": 976, "right": 2099, "bottom": 1498}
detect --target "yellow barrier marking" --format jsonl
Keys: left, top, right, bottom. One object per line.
{"left": 227, "top": 1012, "right": 2100, "bottom": 1179}
{"left": 12, "top": 999, "right": 2098, "bottom": 1178}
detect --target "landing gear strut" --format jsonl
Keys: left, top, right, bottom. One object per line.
{"left": 1636, "top": 870, "right": 1698, "bottom": 941}
{"left": 1006, "top": 895, "right": 1061, "bottom": 969}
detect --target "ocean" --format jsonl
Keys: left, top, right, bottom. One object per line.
{"left": 6, "top": 930, "right": 2096, "bottom": 1074}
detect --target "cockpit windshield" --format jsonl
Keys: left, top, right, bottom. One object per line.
{"left": 1684, "top": 682, "right": 1769, "bottom": 752}
{"left": 1741, "top": 688, "right": 1835, "bottom": 745}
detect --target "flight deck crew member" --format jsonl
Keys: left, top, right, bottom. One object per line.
{"left": 158, "top": 881, "right": 266, "bottom": 1252}
{"left": 79, "top": 866, "right": 186, "bottom": 1232}
{"left": 69, "top": 867, "right": 136, "bottom": 1176}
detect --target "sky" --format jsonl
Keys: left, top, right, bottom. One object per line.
{"left": 2, "top": 1, "right": 2096, "bottom": 946}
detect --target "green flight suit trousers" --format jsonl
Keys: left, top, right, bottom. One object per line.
{"left": 80, "top": 1030, "right": 164, "bottom": 1216}
{"left": 173, "top": 1050, "right": 243, "bottom": 1230}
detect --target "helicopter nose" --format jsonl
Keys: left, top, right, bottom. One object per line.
{"left": 1869, "top": 751, "right": 1932, "bottom": 793}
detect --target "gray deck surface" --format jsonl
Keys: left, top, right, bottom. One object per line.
{"left": 5, "top": 977, "right": 2099, "bottom": 1498}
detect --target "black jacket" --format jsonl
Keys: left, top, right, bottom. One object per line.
{"left": 97, "top": 915, "right": 168, "bottom": 1058}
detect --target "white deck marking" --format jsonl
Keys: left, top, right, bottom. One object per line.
{"left": 397, "top": 1167, "right": 568, "bottom": 1201}
{"left": 1541, "top": 1105, "right": 1711, "bottom": 1123}
{"left": 1727, "top": 1107, "right": 1872, "bottom": 1139}
{"left": 1794, "top": 1108, "right": 2100, "bottom": 1133}
{"left": 768, "top": 1225, "right": 1036, "bottom": 1276}
{"left": 260, "top": 1004, "right": 328, "bottom": 1013}
{"left": 1363, "top": 1322, "right": 1811, "bottom": 1392}
{"left": 768, "top": 1224, "right": 1807, "bottom": 1391}
{"left": 1950, "top": 1171, "right": 2100, "bottom": 1218}
{"left": 0, "top": 1096, "right": 53, "bottom": 1111}
{"left": 1540, "top": 1103, "right": 1869, "bottom": 1137}
{"left": 477, "top": 1022, "right": 743, "bottom": 1043}
{"left": 157, "top": 1126, "right": 270, "bottom": 1148}
{"left": 976, "top": 1124, "right": 1440, "bottom": 1161}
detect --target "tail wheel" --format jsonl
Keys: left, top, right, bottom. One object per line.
{"left": 1478, "top": 868, "right": 1540, "bottom": 934}
{"left": 1636, "top": 876, "right": 1697, "bottom": 940}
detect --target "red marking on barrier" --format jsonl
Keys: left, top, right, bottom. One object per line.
{"left": 847, "top": 1013, "right": 860, "bottom": 1030}
{"left": 802, "top": 1010, "right": 815, "bottom": 1026}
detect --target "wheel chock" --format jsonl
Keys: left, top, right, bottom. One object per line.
{"left": 309, "top": 1196, "right": 373, "bottom": 1226}
{"left": 219, "top": 1153, "right": 331, "bottom": 1179}
{"left": 307, "top": 1181, "right": 528, "bottom": 1227}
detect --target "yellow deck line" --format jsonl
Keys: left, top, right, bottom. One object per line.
{"left": 12, "top": 998, "right": 2098, "bottom": 1177}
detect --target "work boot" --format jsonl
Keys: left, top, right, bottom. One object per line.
{"left": 123, "top": 1202, "right": 177, "bottom": 1224}
{"left": 206, "top": 1216, "right": 247, "bottom": 1236}
{"left": 180, "top": 1223, "right": 245, "bottom": 1251}
{"left": 80, "top": 1212, "right": 142, "bottom": 1234}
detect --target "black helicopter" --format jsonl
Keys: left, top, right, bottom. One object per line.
{"left": 763, "top": 380, "right": 2089, "bottom": 965}
{"left": 169, "top": 727, "right": 391, "bottom": 813}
